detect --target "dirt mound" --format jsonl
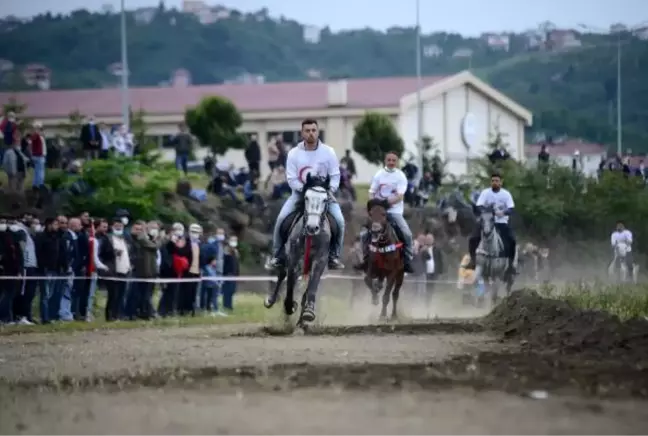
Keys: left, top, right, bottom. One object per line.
{"left": 485, "top": 290, "right": 648, "bottom": 360}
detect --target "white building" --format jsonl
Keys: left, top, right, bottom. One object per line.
{"left": 303, "top": 25, "right": 322, "bottom": 44}
{"left": 399, "top": 71, "right": 532, "bottom": 177}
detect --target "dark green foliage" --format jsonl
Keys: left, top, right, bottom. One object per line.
{"left": 185, "top": 96, "right": 245, "bottom": 156}
{"left": 352, "top": 112, "right": 404, "bottom": 165}
{"left": 0, "top": 11, "right": 646, "bottom": 150}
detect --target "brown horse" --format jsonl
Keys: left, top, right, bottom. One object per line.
{"left": 364, "top": 199, "right": 405, "bottom": 319}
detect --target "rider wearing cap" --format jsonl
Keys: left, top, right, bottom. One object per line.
{"left": 266, "top": 118, "right": 345, "bottom": 270}
{"left": 467, "top": 171, "right": 516, "bottom": 273}
{"left": 610, "top": 220, "right": 633, "bottom": 270}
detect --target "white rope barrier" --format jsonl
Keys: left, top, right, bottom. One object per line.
{"left": 0, "top": 273, "right": 461, "bottom": 285}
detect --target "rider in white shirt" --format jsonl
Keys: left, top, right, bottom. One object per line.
{"left": 266, "top": 119, "right": 345, "bottom": 270}
{"left": 610, "top": 220, "right": 633, "bottom": 269}
{"left": 362, "top": 151, "right": 415, "bottom": 273}
{"left": 467, "top": 171, "right": 517, "bottom": 273}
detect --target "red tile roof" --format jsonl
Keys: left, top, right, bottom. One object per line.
{"left": 0, "top": 76, "right": 445, "bottom": 119}
{"left": 526, "top": 141, "right": 607, "bottom": 157}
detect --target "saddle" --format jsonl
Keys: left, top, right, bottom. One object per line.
{"left": 279, "top": 208, "right": 338, "bottom": 242}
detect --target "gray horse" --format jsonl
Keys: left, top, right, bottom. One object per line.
{"left": 472, "top": 207, "right": 515, "bottom": 306}
{"left": 264, "top": 174, "right": 333, "bottom": 326}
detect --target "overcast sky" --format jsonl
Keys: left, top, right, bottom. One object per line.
{"left": 3, "top": 0, "right": 647, "bottom": 35}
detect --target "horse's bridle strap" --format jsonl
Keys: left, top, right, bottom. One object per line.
{"left": 369, "top": 243, "right": 403, "bottom": 253}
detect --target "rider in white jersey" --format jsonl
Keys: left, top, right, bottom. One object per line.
{"left": 467, "top": 171, "right": 517, "bottom": 272}
{"left": 610, "top": 220, "right": 634, "bottom": 269}
{"left": 360, "top": 151, "right": 415, "bottom": 273}
{"left": 266, "top": 119, "right": 345, "bottom": 270}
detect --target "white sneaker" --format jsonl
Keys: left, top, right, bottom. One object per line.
{"left": 215, "top": 311, "right": 228, "bottom": 317}
{"left": 17, "top": 317, "right": 34, "bottom": 326}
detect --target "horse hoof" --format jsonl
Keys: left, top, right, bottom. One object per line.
{"left": 301, "top": 310, "right": 316, "bottom": 323}
{"left": 285, "top": 302, "right": 296, "bottom": 315}
{"left": 264, "top": 296, "right": 276, "bottom": 309}
{"left": 292, "top": 301, "right": 299, "bottom": 313}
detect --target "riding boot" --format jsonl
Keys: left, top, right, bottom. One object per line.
{"left": 467, "top": 238, "right": 479, "bottom": 270}
{"left": 403, "top": 256, "right": 415, "bottom": 274}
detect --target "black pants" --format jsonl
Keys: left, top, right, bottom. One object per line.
{"left": 138, "top": 281, "right": 155, "bottom": 319}
{"left": 105, "top": 274, "right": 127, "bottom": 321}
{"left": 469, "top": 223, "right": 516, "bottom": 261}
{"left": 179, "top": 273, "right": 199, "bottom": 316}
{"left": 158, "top": 282, "right": 179, "bottom": 317}
{"left": 13, "top": 267, "right": 38, "bottom": 321}
{"left": 248, "top": 161, "right": 260, "bottom": 176}
{"left": 0, "top": 276, "right": 21, "bottom": 323}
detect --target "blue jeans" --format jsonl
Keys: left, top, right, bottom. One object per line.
{"left": 32, "top": 156, "right": 45, "bottom": 187}
{"left": 175, "top": 153, "right": 188, "bottom": 174}
{"left": 58, "top": 272, "right": 75, "bottom": 321}
{"left": 39, "top": 272, "right": 58, "bottom": 323}
{"left": 387, "top": 212, "right": 414, "bottom": 260}
{"left": 272, "top": 192, "right": 345, "bottom": 258}
{"left": 221, "top": 280, "right": 236, "bottom": 310}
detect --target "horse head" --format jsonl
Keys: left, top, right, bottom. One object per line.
{"left": 367, "top": 198, "right": 390, "bottom": 244}
{"left": 480, "top": 206, "right": 496, "bottom": 237}
{"left": 302, "top": 173, "right": 330, "bottom": 235}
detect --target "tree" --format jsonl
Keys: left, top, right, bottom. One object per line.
{"left": 417, "top": 135, "right": 446, "bottom": 177}
{"left": 352, "top": 112, "right": 404, "bottom": 165}
{"left": 184, "top": 96, "right": 246, "bottom": 156}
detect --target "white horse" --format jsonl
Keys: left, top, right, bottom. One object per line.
{"left": 608, "top": 242, "right": 638, "bottom": 283}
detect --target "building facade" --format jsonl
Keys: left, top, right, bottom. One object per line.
{"left": 0, "top": 71, "right": 532, "bottom": 183}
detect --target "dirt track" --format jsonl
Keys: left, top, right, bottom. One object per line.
{"left": 2, "top": 291, "right": 648, "bottom": 434}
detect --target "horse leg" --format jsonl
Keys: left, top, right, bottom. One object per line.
{"left": 265, "top": 268, "right": 287, "bottom": 308}
{"left": 366, "top": 271, "right": 379, "bottom": 306}
{"left": 380, "top": 278, "right": 393, "bottom": 319}
{"left": 301, "top": 259, "right": 326, "bottom": 324}
{"left": 284, "top": 268, "right": 298, "bottom": 316}
{"left": 391, "top": 274, "right": 404, "bottom": 320}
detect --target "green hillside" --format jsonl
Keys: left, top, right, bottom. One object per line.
{"left": 0, "top": 6, "right": 646, "bottom": 149}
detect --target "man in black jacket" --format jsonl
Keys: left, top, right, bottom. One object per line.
{"left": 0, "top": 215, "right": 24, "bottom": 324}
{"left": 35, "top": 217, "right": 66, "bottom": 324}
{"left": 244, "top": 134, "right": 261, "bottom": 176}
{"left": 80, "top": 115, "right": 101, "bottom": 160}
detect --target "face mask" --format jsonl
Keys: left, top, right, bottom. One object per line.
{"left": 216, "top": 234, "right": 225, "bottom": 241}
{"left": 113, "top": 229, "right": 123, "bottom": 236}
{"left": 190, "top": 232, "right": 201, "bottom": 240}
{"left": 174, "top": 230, "right": 184, "bottom": 237}
{"left": 207, "top": 237, "right": 216, "bottom": 244}
{"left": 121, "top": 217, "right": 129, "bottom": 225}
{"left": 0, "top": 224, "right": 7, "bottom": 232}
{"left": 148, "top": 228, "right": 159, "bottom": 238}
{"left": 9, "top": 224, "right": 20, "bottom": 232}
{"left": 229, "top": 240, "right": 238, "bottom": 248}
{"left": 33, "top": 224, "right": 42, "bottom": 233}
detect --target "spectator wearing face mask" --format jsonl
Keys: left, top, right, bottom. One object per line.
{"left": 35, "top": 217, "right": 65, "bottom": 324}
{"left": 182, "top": 223, "right": 202, "bottom": 316}
{"left": 199, "top": 228, "right": 225, "bottom": 313}
{"left": 158, "top": 223, "right": 192, "bottom": 317}
{"left": 104, "top": 218, "right": 132, "bottom": 321}
{"left": 54, "top": 215, "right": 78, "bottom": 322}
{"left": 128, "top": 220, "right": 158, "bottom": 320}
{"left": 0, "top": 215, "right": 24, "bottom": 324}
{"left": 12, "top": 213, "right": 38, "bottom": 325}
{"left": 221, "top": 235, "right": 240, "bottom": 312}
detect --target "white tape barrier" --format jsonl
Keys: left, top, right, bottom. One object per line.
{"left": 0, "top": 273, "right": 460, "bottom": 286}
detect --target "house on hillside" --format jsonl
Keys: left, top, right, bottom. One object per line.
{"left": 525, "top": 139, "right": 606, "bottom": 176}
{"left": 423, "top": 44, "right": 443, "bottom": 58}
{"left": 524, "top": 30, "right": 546, "bottom": 50}
{"left": 22, "top": 64, "right": 51, "bottom": 90}
{"left": 182, "top": 0, "right": 217, "bottom": 24}
{"left": 303, "top": 25, "right": 321, "bottom": 44}
{"left": 452, "top": 48, "right": 473, "bottom": 58}
{"left": 547, "top": 30, "right": 582, "bottom": 50}
{"left": 636, "top": 27, "right": 648, "bottom": 41}
{"left": 171, "top": 69, "right": 191, "bottom": 87}
{"left": 483, "top": 33, "right": 510, "bottom": 51}
{"left": 134, "top": 7, "right": 157, "bottom": 24}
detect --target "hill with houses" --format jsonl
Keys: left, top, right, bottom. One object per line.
{"left": 0, "top": 1, "right": 647, "bottom": 149}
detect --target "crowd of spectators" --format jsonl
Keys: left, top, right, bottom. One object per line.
{"left": 0, "top": 209, "right": 241, "bottom": 326}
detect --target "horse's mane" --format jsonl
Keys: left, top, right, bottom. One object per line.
{"left": 366, "top": 198, "right": 390, "bottom": 213}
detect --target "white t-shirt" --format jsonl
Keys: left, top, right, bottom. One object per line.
{"left": 476, "top": 188, "right": 515, "bottom": 224}
{"left": 611, "top": 229, "right": 633, "bottom": 252}
{"left": 285, "top": 141, "right": 340, "bottom": 193}
{"left": 369, "top": 168, "right": 408, "bottom": 215}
